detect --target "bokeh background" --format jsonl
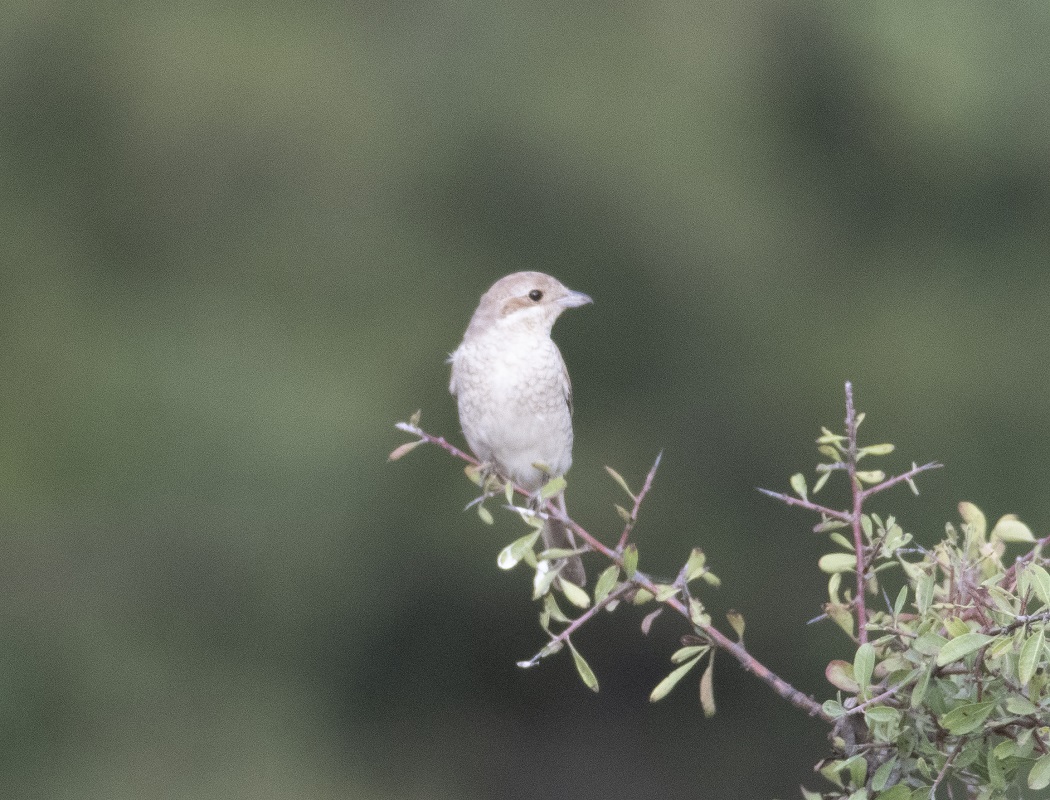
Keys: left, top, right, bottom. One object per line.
{"left": 3, "top": 2, "right": 1049, "bottom": 798}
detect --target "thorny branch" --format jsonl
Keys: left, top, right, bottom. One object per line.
{"left": 760, "top": 382, "right": 942, "bottom": 643}
{"left": 393, "top": 420, "right": 832, "bottom": 722}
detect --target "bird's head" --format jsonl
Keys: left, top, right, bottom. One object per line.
{"left": 467, "top": 271, "right": 592, "bottom": 336}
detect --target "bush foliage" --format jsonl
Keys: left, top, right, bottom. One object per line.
{"left": 392, "top": 384, "right": 1050, "bottom": 799}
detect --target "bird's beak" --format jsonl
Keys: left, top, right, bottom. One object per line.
{"left": 559, "top": 290, "right": 593, "bottom": 309}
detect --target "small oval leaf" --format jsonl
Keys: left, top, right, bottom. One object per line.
{"left": 1028, "top": 752, "right": 1050, "bottom": 791}
{"left": 387, "top": 439, "right": 424, "bottom": 461}
{"left": 854, "top": 643, "right": 875, "bottom": 693}
{"left": 990, "top": 515, "right": 1035, "bottom": 543}
{"left": 649, "top": 656, "right": 701, "bottom": 702}
{"left": 569, "top": 643, "right": 599, "bottom": 692}
{"left": 819, "top": 553, "right": 858, "bottom": 574}
{"left": 935, "top": 633, "right": 994, "bottom": 667}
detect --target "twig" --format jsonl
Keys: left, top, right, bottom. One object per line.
{"left": 617, "top": 451, "right": 663, "bottom": 550}
{"left": 755, "top": 488, "right": 852, "bottom": 523}
{"left": 398, "top": 419, "right": 833, "bottom": 723}
{"left": 844, "top": 381, "right": 870, "bottom": 644}
{"left": 930, "top": 739, "right": 964, "bottom": 799}
{"left": 845, "top": 682, "right": 907, "bottom": 716}
{"left": 541, "top": 504, "right": 831, "bottom": 720}
{"left": 521, "top": 582, "right": 634, "bottom": 667}
{"left": 395, "top": 422, "right": 481, "bottom": 467}
{"left": 861, "top": 461, "right": 944, "bottom": 500}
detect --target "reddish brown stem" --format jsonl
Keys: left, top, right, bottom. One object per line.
{"left": 397, "top": 419, "right": 832, "bottom": 723}
{"left": 616, "top": 451, "right": 663, "bottom": 550}
{"left": 844, "top": 382, "right": 869, "bottom": 644}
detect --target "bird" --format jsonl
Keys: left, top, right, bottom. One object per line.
{"left": 449, "top": 271, "right": 592, "bottom": 587}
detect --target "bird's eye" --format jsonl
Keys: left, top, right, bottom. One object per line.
{"left": 528, "top": 289, "right": 543, "bottom": 302}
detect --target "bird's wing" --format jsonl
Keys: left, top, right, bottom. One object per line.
{"left": 561, "top": 356, "right": 574, "bottom": 416}
{"left": 447, "top": 350, "right": 460, "bottom": 396}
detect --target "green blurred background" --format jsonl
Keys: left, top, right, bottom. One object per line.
{"left": 3, "top": 2, "right": 1049, "bottom": 798}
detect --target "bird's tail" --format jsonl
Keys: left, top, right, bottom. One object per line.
{"left": 542, "top": 514, "right": 586, "bottom": 588}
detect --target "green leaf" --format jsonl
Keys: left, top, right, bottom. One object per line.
{"left": 630, "top": 588, "right": 653, "bottom": 605}
{"left": 829, "top": 532, "right": 855, "bottom": 551}
{"left": 913, "top": 632, "right": 949, "bottom": 656}
{"left": 935, "top": 633, "right": 993, "bottom": 666}
{"left": 497, "top": 531, "right": 541, "bottom": 570}
{"left": 1018, "top": 627, "right": 1045, "bottom": 686}
{"left": 684, "top": 548, "right": 707, "bottom": 582}
{"left": 569, "top": 643, "right": 599, "bottom": 692}
{"left": 819, "top": 553, "right": 858, "bottom": 574}
{"left": 532, "top": 563, "right": 561, "bottom": 599}
{"left": 1025, "top": 563, "right": 1050, "bottom": 608}
{"left": 893, "top": 585, "right": 908, "bottom": 617}
{"left": 726, "top": 610, "right": 745, "bottom": 641}
{"left": 871, "top": 757, "right": 897, "bottom": 791}
{"left": 822, "top": 699, "right": 847, "bottom": 719}
{"left": 539, "top": 475, "right": 567, "bottom": 500}
{"left": 939, "top": 701, "right": 996, "bottom": 735}
{"left": 864, "top": 706, "right": 900, "bottom": 725}
{"left": 861, "top": 443, "right": 896, "bottom": 456}
{"left": 909, "top": 661, "right": 933, "bottom": 708}
{"left": 1005, "top": 695, "right": 1038, "bottom": 715}
{"left": 818, "top": 426, "right": 846, "bottom": 445}
{"left": 827, "top": 604, "right": 855, "bottom": 638}
{"left": 593, "top": 565, "right": 620, "bottom": 605}
{"left": 841, "top": 754, "right": 868, "bottom": 787}
{"left": 614, "top": 504, "right": 632, "bottom": 523}
{"left": 873, "top": 785, "right": 910, "bottom": 800}
{"left": 622, "top": 543, "right": 638, "bottom": 577}
{"left": 993, "top": 739, "right": 1018, "bottom": 760}
{"left": 688, "top": 597, "right": 709, "bottom": 628}
{"left": 671, "top": 645, "right": 708, "bottom": 664}
{"left": 814, "top": 517, "right": 849, "bottom": 533}
{"left": 813, "top": 471, "right": 832, "bottom": 494}
{"left": 651, "top": 584, "right": 677, "bottom": 602}
{"left": 387, "top": 439, "right": 424, "bottom": 461}
{"left": 790, "top": 472, "right": 807, "bottom": 500}
{"left": 825, "top": 660, "right": 859, "bottom": 693}
{"left": 464, "top": 463, "right": 485, "bottom": 486}
{"left": 476, "top": 504, "right": 494, "bottom": 525}
{"left": 699, "top": 653, "right": 716, "bottom": 718}
{"left": 854, "top": 643, "right": 875, "bottom": 693}
{"left": 915, "top": 572, "right": 935, "bottom": 614}
{"left": 990, "top": 514, "right": 1035, "bottom": 543}
{"left": 649, "top": 655, "right": 701, "bottom": 702}
{"left": 543, "top": 593, "right": 570, "bottom": 624}
{"left": 1029, "top": 752, "right": 1050, "bottom": 791}
{"left": 561, "top": 579, "right": 590, "bottom": 609}
{"left": 856, "top": 470, "right": 885, "bottom": 484}
{"left": 408, "top": 409, "right": 422, "bottom": 427}
{"left": 957, "top": 501, "right": 987, "bottom": 541}
{"left": 604, "top": 466, "right": 635, "bottom": 500}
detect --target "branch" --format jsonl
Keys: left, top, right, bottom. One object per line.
{"left": 541, "top": 503, "right": 831, "bottom": 721}
{"left": 395, "top": 421, "right": 481, "bottom": 468}
{"left": 755, "top": 488, "right": 852, "bottom": 524}
{"left": 860, "top": 460, "right": 944, "bottom": 500}
{"left": 519, "top": 582, "right": 634, "bottom": 668}
{"left": 396, "top": 419, "right": 833, "bottom": 724}
{"left": 844, "top": 381, "right": 870, "bottom": 644}
{"left": 617, "top": 451, "right": 663, "bottom": 550}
